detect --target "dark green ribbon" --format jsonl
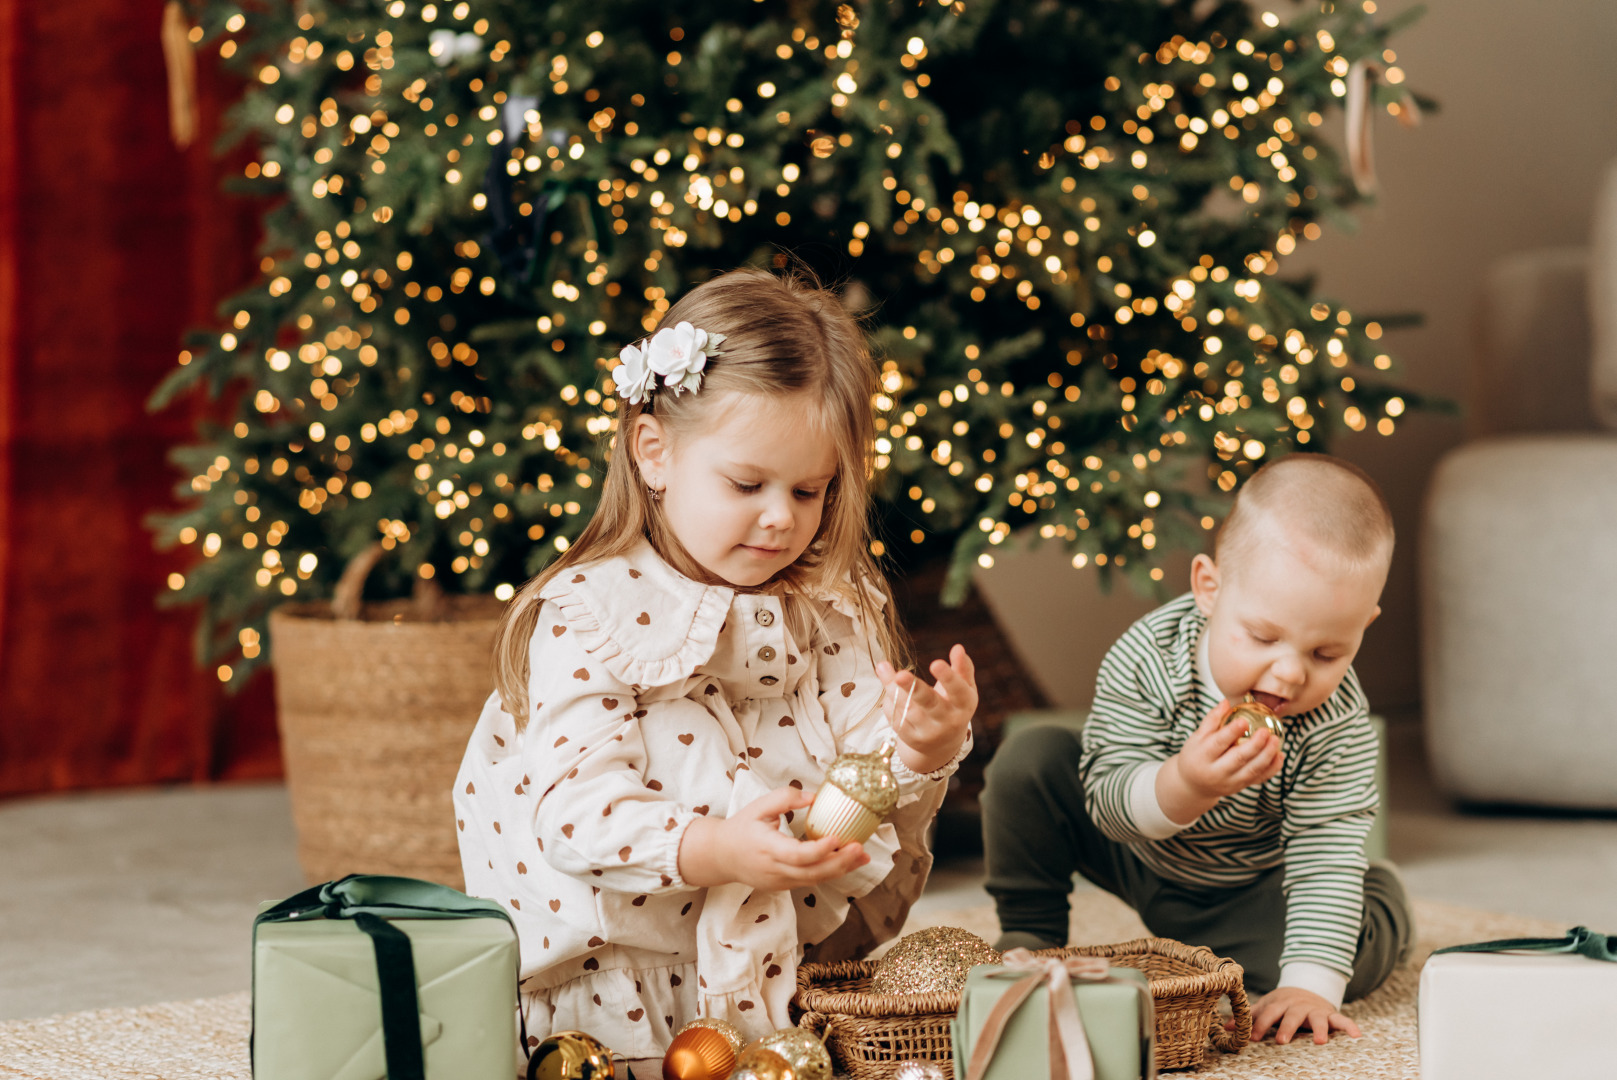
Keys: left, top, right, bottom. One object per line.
{"left": 252, "top": 874, "right": 516, "bottom": 1080}
{"left": 1432, "top": 926, "right": 1617, "bottom": 963}
{"left": 354, "top": 912, "right": 427, "bottom": 1080}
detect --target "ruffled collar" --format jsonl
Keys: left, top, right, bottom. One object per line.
{"left": 538, "top": 540, "right": 881, "bottom": 690}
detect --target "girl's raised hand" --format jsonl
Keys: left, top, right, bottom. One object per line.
{"left": 676, "top": 786, "right": 870, "bottom": 891}
{"left": 877, "top": 644, "right": 978, "bottom": 775}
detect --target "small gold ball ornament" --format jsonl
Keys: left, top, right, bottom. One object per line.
{"left": 1223, "top": 694, "right": 1285, "bottom": 747}
{"left": 750, "top": 1029, "right": 831, "bottom": 1080}
{"left": 803, "top": 741, "right": 900, "bottom": 845}
{"left": 726, "top": 1045, "right": 796, "bottom": 1080}
{"left": 528, "top": 1030, "right": 615, "bottom": 1080}
{"left": 871, "top": 926, "right": 1001, "bottom": 996}
{"left": 663, "top": 1017, "right": 746, "bottom": 1080}
{"left": 893, "top": 1061, "right": 949, "bottom": 1080}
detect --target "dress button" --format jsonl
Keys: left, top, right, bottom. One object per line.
{"left": 756, "top": 609, "right": 775, "bottom": 627}
{"left": 759, "top": 675, "right": 779, "bottom": 686}
{"left": 758, "top": 646, "right": 777, "bottom": 662}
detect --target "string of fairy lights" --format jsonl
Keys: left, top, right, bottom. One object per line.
{"left": 155, "top": 0, "right": 1418, "bottom": 680}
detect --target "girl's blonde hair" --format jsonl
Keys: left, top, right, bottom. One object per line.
{"left": 493, "top": 265, "right": 905, "bottom": 725}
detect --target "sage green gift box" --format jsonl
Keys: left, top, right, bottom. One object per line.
{"left": 252, "top": 875, "right": 520, "bottom": 1080}
{"left": 951, "top": 962, "right": 1153, "bottom": 1080}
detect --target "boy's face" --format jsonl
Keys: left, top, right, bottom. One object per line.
{"left": 1191, "top": 527, "right": 1386, "bottom": 717}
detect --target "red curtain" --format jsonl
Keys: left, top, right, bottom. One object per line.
{"left": 0, "top": 0, "right": 280, "bottom": 796}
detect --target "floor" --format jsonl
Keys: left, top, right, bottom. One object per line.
{"left": 4, "top": 717, "right": 1617, "bottom": 1022}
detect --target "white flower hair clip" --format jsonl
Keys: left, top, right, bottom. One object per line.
{"left": 611, "top": 321, "right": 726, "bottom": 405}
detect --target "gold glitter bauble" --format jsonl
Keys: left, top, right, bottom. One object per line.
{"left": 676, "top": 1017, "right": 746, "bottom": 1054}
{"left": 893, "top": 1061, "right": 948, "bottom": 1080}
{"left": 726, "top": 1045, "right": 796, "bottom": 1080}
{"left": 1223, "top": 694, "right": 1285, "bottom": 747}
{"left": 870, "top": 926, "right": 1001, "bottom": 996}
{"left": 751, "top": 1028, "right": 830, "bottom": 1080}
{"left": 663, "top": 1024, "right": 739, "bottom": 1080}
{"left": 529, "top": 1030, "right": 615, "bottom": 1080}
{"left": 803, "top": 743, "right": 899, "bottom": 844}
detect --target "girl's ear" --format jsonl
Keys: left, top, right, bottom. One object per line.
{"left": 631, "top": 414, "right": 672, "bottom": 488}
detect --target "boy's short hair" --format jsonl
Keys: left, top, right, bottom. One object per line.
{"left": 1215, "top": 454, "right": 1394, "bottom": 577}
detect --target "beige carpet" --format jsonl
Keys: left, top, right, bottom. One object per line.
{"left": 0, "top": 893, "right": 1564, "bottom": 1080}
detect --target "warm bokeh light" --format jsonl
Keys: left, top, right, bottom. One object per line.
{"left": 154, "top": 0, "right": 1422, "bottom": 679}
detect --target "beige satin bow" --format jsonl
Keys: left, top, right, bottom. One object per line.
{"left": 1345, "top": 57, "right": 1422, "bottom": 197}
{"left": 1344, "top": 59, "right": 1378, "bottom": 195}
{"left": 965, "top": 949, "right": 1156, "bottom": 1080}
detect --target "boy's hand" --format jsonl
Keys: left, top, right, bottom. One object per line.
{"left": 1157, "top": 700, "right": 1284, "bottom": 823}
{"left": 876, "top": 645, "right": 977, "bottom": 775}
{"left": 1241, "top": 986, "right": 1362, "bottom": 1045}
{"left": 677, "top": 787, "right": 870, "bottom": 891}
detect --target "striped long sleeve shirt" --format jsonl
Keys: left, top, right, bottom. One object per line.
{"left": 1080, "top": 593, "right": 1378, "bottom": 992}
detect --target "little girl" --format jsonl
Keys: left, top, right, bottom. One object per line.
{"left": 454, "top": 267, "right": 977, "bottom": 1064}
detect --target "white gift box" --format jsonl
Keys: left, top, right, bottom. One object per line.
{"left": 1419, "top": 949, "right": 1617, "bottom": 1078}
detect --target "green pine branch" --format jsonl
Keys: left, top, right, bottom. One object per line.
{"left": 151, "top": 0, "right": 1429, "bottom": 683}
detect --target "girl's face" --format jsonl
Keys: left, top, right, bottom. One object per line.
{"left": 633, "top": 391, "right": 840, "bottom": 588}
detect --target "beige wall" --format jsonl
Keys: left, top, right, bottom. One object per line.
{"left": 975, "top": 0, "right": 1617, "bottom": 711}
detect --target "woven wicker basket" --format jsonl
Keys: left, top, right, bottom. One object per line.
{"left": 793, "top": 937, "right": 1250, "bottom": 1077}
{"left": 269, "top": 568, "right": 503, "bottom": 889}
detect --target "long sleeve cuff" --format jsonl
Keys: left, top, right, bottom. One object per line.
{"left": 1277, "top": 962, "right": 1349, "bottom": 1009}
{"left": 890, "top": 727, "right": 973, "bottom": 798}
{"left": 1129, "top": 760, "right": 1198, "bottom": 840}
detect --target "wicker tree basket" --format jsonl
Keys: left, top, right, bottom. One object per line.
{"left": 793, "top": 937, "right": 1250, "bottom": 1077}
{"left": 269, "top": 546, "right": 503, "bottom": 889}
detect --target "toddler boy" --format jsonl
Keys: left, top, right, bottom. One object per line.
{"left": 982, "top": 454, "right": 1414, "bottom": 1045}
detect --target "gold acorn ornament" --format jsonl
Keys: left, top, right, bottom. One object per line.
{"left": 744, "top": 1029, "right": 831, "bottom": 1080}
{"left": 1223, "top": 693, "right": 1285, "bottom": 747}
{"left": 726, "top": 1045, "right": 795, "bottom": 1080}
{"left": 803, "top": 684, "right": 912, "bottom": 845}
{"left": 802, "top": 741, "right": 900, "bottom": 845}
{"left": 528, "top": 1030, "right": 615, "bottom": 1080}
{"left": 870, "top": 926, "right": 1002, "bottom": 996}
{"left": 663, "top": 1017, "right": 746, "bottom": 1080}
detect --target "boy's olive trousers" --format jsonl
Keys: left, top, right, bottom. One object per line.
{"left": 982, "top": 724, "right": 1414, "bottom": 1000}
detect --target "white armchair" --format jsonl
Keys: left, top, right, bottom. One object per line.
{"left": 1421, "top": 163, "right": 1617, "bottom": 808}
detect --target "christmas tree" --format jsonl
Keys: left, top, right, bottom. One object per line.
{"left": 153, "top": 0, "right": 1425, "bottom": 682}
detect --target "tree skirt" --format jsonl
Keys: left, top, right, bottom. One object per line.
{"left": 0, "top": 892, "right": 1563, "bottom": 1080}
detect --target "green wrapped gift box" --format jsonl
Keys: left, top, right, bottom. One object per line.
{"left": 252, "top": 875, "right": 520, "bottom": 1080}
{"left": 951, "top": 957, "right": 1155, "bottom": 1080}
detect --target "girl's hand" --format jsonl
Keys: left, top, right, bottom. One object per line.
{"left": 877, "top": 644, "right": 978, "bottom": 775}
{"left": 677, "top": 787, "right": 870, "bottom": 891}
{"left": 1157, "top": 700, "right": 1284, "bottom": 824}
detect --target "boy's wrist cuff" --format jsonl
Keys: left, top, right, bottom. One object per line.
{"left": 1277, "top": 962, "right": 1348, "bottom": 1008}
{"left": 1131, "top": 761, "right": 1198, "bottom": 839}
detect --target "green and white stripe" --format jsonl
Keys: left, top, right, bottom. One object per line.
{"left": 1081, "top": 593, "right": 1377, "bottom": 980}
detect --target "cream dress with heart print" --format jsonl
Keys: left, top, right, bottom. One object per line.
{"left": 454, "top": 539, "right": 968, "bottom": 1060}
